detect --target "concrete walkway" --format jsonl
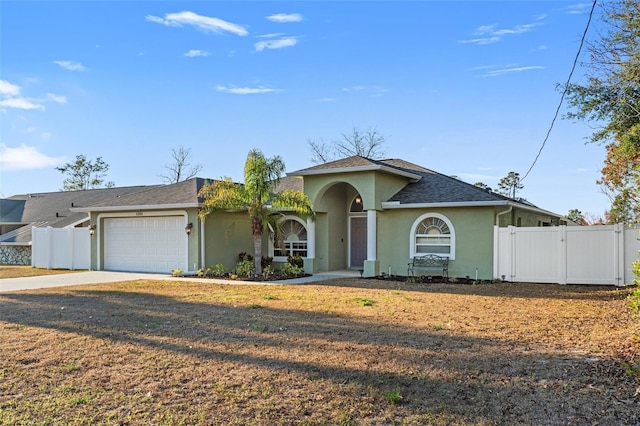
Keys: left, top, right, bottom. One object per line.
{"left": 0, "top": 269, "right": 362, "bottom": 293}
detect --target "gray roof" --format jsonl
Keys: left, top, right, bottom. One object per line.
{"left": 377, "top": 159, "right": 514, "bottom": 204}
{"left": 0, "top": 185, "right": 158, "bottom": 243}
{"left": 291, "top": 156, "right": 535, "bottom": 207}
{"left": 274, "top": 176, "right": 304, "bottom": 193}
{"left": 83, "top": 178, "right": 208, "bottom": 209}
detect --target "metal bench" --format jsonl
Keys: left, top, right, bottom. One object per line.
{"left": 407, "top": 254, "right": 449, "bottom": 280}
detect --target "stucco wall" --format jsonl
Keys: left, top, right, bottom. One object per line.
{"left": 378, "top": 207, "right": 496, "bottom": 280}
{"left": 202, "top": 211, "right": 255, "bottom": 272}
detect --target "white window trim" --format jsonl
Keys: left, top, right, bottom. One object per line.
{"left": 409, "top": 212, "right": 455, "bottom": 259}
{"left": 271, "top": 215, "right": 308, "bottom": 262}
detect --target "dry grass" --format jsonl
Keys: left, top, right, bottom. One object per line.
{"left": 1, "top": 277, "right": 639, "bottom": 425}
{"left": 0, "top": 265, "right": 82, "bottom": 279}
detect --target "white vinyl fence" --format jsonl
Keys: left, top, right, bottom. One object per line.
{"left": 494, "top": 224, "right": 640, "bottom": 286}
{"left": 32, "top": 227, "right": 90, "bottom": 270}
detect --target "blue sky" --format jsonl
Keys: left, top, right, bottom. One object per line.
{"left": 1, "top": 1, "right": 609, "bottom": 216}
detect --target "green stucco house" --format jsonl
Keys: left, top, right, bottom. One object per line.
{"left": 69, "top": 156, "right": 561, "bottom": 281}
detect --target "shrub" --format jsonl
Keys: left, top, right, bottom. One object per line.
{"left": 210, "top": 263, "right": 226, "bottom": 277}
{"left": 261, "top": 256, "right": 273, "bottom": 269}
{"left": 171, "top": 268, "right": 183, "bottom": 277}
{"left": 262, "top": 265, "right": 274, "bottom": 280}
{"left": 237, "top": 251, "right": 254, "bottom": 262}
{"left": 196, "top": 267, "right": 210, "bottom": 278}
{"left": 234, "top": 260, "right": 255, "bottom": 278}
{"left": 282, "top": 262, "right": 304, "bottom": 277}
{"left": 287, "top": 254, "right": 303, "bottom": 268}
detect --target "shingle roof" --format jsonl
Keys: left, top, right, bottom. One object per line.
{"left": 274, "top": 176, "right": 303, "bottom": 193}
{"left": 294, "top": 156, "right": 381, "bottom": 172}
{"left": 84, "top": 178, "right": 208, "bottom": 208}
{"left": 1, "top": 185, "right": 158, "bottom": 227}
{"left": 377, "top": 159, "right": 513, "bottom": 204}
{"left": 0, "top": 185, "right": 159, "bottom": 243}
{"left": 290, "top": 155, "right": 523, "bottom": 205}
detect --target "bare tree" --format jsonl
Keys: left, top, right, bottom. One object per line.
{"left": 308, "top": 127, "right": 387, "bottom": 164}
{"left": 160, "top": 146, "right": 203, "bottom": 183}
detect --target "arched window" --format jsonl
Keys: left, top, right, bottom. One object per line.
{"left": 409, "top": 213, "right": 455, "bottom": 259}
{"left": 273, "top": 217, "right": 308, "bottom": 258}
{"left": 350, "top": 194, "right": 364, "bottom": 213}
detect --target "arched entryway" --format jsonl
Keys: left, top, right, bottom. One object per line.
{"left": 311, "top": 182, "right": 376, "bottom": 273}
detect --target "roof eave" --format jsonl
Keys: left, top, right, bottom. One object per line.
{"left": 381, "top": 200, "right": 561, "bottom": 217}
{"left": 289, "top": 165, "right": 422, "bottom": 182}
{"left": 71, "top": 203, "right": 201, "bottom": 213}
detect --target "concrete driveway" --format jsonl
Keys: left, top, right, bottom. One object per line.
{"left": 0, "top": 270, "right": 360, "bottom": 292}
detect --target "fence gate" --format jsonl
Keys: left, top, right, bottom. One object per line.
{"left": 494, "top": 224, "right": 639, "bottom": 286}
{"left": 32, "top": 227, "right": 90, "bottom": 270}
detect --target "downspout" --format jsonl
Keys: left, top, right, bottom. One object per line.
{"left": 495, "top": 204, "right": 513, "bottom": 226}
{"left": 200, "top": 218, "right": 205, "bottom": 269}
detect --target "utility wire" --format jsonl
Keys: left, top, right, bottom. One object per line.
{"left": 520, "top": 0, "right": 598, "bottom": 182}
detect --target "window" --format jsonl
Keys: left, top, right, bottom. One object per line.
{"left": 410, "top": 213, "right": 455, "bottom": 259}
{"left": 273, "top": 218, "right": 307, "bottom": 258}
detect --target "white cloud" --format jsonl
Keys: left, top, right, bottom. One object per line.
{"left": 492, "top": 23, "right": 540, "bottom": 35}
{"left": 461, "top": 18, "right": 544, "bottom": 44}
{"left": 317, "top": 97, "right": 336, "bottom": 103}
{"left": 567, "top": 3, "right": 591, "bottom": 14}
{"left": 483, "top": 66, "right": 544, "bottom": 77}
{"left": 266, "top": 13, "right": 303, "bottom": 23}
{"left": 0, "top": 80, "right": 21, "bottom": 96}
{"left": 0, "top": 80, "right": 65, "bottom": 111}
{"left": 54, "top": 60, "right": 87, "bottom": 71}
{"left": 46, "top": 93, "right": 67, "bottom": 104}
{"left": 342, "top": 85, "right": 366, "bottom": 92}
{"left": 458, "top": 37, "right": 500, "bottom": 45}
{"left": 146, "top": 11, "right": 248, "bottom": 36}
{"left": 0, "top": 97, "right": 44, "bottom": 110}
{"left": 216, "top": 85, "right": 282, "bottom": 95}
{"left": 185, "top": 49, "right": 209, "bottom": 57}
{"left": 0, "top": 143, "right": 63, "bottom": 171}
{"left": 258, "top": 32, "right": 286, "bottom": 38}
{"left": 254, "top": 37, "right": 298, "bottom": 51}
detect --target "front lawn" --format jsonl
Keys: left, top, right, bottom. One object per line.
{"left": 0, "top": 265, "right": 82, "bottom": 279}
{"left": 1, "top": 280, "right": 638, "bottom": 425}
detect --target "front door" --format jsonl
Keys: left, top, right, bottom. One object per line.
{"left": 350, "top": 216, "right": 367, "bottom": 268}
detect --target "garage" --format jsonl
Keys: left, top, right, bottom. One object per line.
{"left": 103, "top": 216, "right": 187, "bottom": 273}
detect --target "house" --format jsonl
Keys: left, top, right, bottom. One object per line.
{"left": 57, "top": 155, "right": 561, "bottom": 280}
{"left": 72, "top": 156, "right": 560, "bottom": 279}
{"left": 0, "top": 185, "right": 158, "bottom": 265}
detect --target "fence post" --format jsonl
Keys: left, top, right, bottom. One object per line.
{"left": 559, "top": 226, "right": 567, "bottom": 285}
{"left": 493, "top": 226, "right": 499, "bottom": 279}
{"left": 68, "top": 227, "right": 74, "bottom": 270}
{"left": 509, "top": 225, "right": 516, "bottom": 281}
{"left": 47, "top": 226, "right": 54, "bottom": 269}
{"left": 615, "top": 223, "right": 624, "bottom": 286}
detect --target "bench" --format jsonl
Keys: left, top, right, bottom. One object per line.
{"left": 407, "top": 254, "right": 449, "bottom": 280}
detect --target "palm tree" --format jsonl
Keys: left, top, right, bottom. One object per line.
{"left": 198, "top": 149, "right": 315, "bottom": 275}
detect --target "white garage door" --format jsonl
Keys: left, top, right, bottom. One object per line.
{"left": 104, "top": 216, "right": 187, "bottom": 273}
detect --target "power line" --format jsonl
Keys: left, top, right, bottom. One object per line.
{"left": 520, "top": 0, "right": 598, "bottom": 182}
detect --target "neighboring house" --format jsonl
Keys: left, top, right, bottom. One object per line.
{"left": 0, "top": 185, "right": 158, "bottom": 265}
{"left": 60, "top": 155, "right": 561, "bottom": 280}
